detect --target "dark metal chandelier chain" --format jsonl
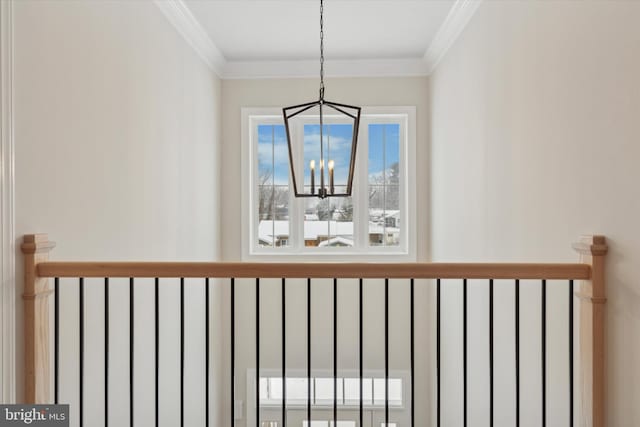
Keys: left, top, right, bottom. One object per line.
{"left": 282, "top": 0, "right": 360, "bottom": 199}
{"left": 319, "top": 0, "right": 325, "bottom": 100}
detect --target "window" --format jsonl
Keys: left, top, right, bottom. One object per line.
{"left": 303, "top": 422, "right": 356, "bottom": 427}
{"left": 242, "top": 107, "right": 416, "bottom": 260}
{"left": 257, "top": 375, "right": 404, "bottom": 408}
{"left": 248, "top": 370, "right": 409, "bottom": 427}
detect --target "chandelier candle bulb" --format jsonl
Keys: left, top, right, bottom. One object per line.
{"left": 310, "top": 160, "right": 315, "bottom": 194}
{"left": 328, "top": 160, "right": 335, "bottom": 194}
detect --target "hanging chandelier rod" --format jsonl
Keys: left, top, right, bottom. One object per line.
{"left": 319, "top": 0, "right": 325, "bottom": 101}
{"left": 318, "top": 0, "right": 326, "bottom": 197}
{"left": 282, "top": 0, "right": 361, "bottom": 199}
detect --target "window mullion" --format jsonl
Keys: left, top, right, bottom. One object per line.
{"left": 400, "top": 117, "right": 408, "bottom": 255}
{"left": 382, "top": 124, "right": 387, "bottom": 248}
{"left": 295, "top": 120, "right": 305, "bottom": 251}
{"left": 251, "top": 118, "right": 258, "bottom": 252}
{"left": 356, "top": 119, "right": 369, "bottom": 251}
{"left": 326, "top": 124, "right": 331, "bottom": 245}
{"left": 272, "top": 125, "right": 276, "bottom": 248}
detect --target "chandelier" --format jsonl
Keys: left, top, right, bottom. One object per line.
{"left": 282, "top": 0, "right": 361, "bottom": 199}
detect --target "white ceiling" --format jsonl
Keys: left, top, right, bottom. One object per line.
{"left": 183, "top": 0, "right": 455, "bottom": 61}
{"left": 156, "top": 0, "right": 482, "bottom": 78}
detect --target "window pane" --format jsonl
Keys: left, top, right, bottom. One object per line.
{"left": 258, "top": 186, "right": 290, "bottom": 248}
{"left": 257, "top": 185, "right": 289, "bottom": 222}
{"left": 373, "top": 378, "right": 385, "bottom": 405}
{"left": 304, "top": 198, "right": 329, "bottom": 247}
{"left": 385, "top": 185, "right": 400, "bottom": 211}
{"left": 368, "top": 123, "right": 401, "bottom": 248}
{"left": 384, "top": 185, "right": 400, "bottom": 247}
{"left": 303, "top": 423, "right": 356, "bottom": 427}
{"left": 362, "top": 378, "right": 373, "bottom": 405}
{"left": 343, "top": 378, "right": 360, "bottom": 405}
{"left": 372, "top": 378, "right": 402, "bottom": 406}
{"left": 258, "top": 124, "right": 288, "bottom": 186}
{"left": 315, "top": 377, "right": 343, "bottom": 405}
{"left": 326, "top": 124, "right": 354, "bottom": 190}
{"left": 303, "top": 123, "right": 322, "bottom": 192}
{"left": 368, "top": 185, "right": 384, "bottom": 247}
{"left": 384, "top": 124, "right": 400, "bottom": 185}
{"left": 368, "top": 124, "right": 400, "bottom": 184}
{"left": 269, "top": 377, "right": 283, "bottom": 400}
{"left": 286, "top": 377, "right": 309, "bottom": 405}
{"left": 332, "top": 192, "right": 353, "bottom": 223}
{"left": 273, "top": 186, "right": 290, "bottom": 221}
{"left": 258, "top": 185, "right": 274, "bottom": 221}
{"left": 315, "top": 378, "right": 333, "bottom": 403}
{"left": 259, "top": 377, "right": 269, "bottom": 400}
{"left": 368, "top": 124, "right": 385, "bottom": 184}
{"left": 388, "top": 378, "right": 402, "bottom": 406}
{"left": 258, "top": 186, "right": 273, "bottom": 247}
{"left": 258, "top": 125, "right": 274, "bottom": 187}
{"left": 257, "top": 124, "right": 290, "bottom": 248}
{"left": 304, "top": 196, "right": 354, "bottom": 248}
{"left": 344, "top": 377, "right": 373, "bottom": 406}
{"left": 273, "top": 125, "right": 289, "bottom": 185}
{"left": 369, "top": 185, "right": 385, "bottom": 211}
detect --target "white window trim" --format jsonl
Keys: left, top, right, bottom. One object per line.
{"left": 245, "top": 368, "right": 411, "bottom": 426}
{"left": 246, "top": 368, "right": 410, "bottom": 427}
{"left": 241, "top": 106, "right": 416, "bottom": 262}
{"left": 0, "top": 0, "right": 16, "bottom": 404}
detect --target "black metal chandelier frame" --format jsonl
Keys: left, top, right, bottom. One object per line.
{"left": 282, "top": 0, "right": 361, "bottom": 199}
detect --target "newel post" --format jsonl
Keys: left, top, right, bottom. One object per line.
{"left": 21, "top": 234, "right": 56, "bottom": 403}
{"left": 573, "top": 235, "right": 608, "bottom": 427}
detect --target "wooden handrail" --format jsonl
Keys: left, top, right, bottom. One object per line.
{"left": 36, "top": 261, "right": 591, "bottom": 280}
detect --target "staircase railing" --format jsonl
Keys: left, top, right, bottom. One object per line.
{"left": 21, "top": 233, "right": 607, "bottom": 427}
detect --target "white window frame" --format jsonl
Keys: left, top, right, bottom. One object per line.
{"left": 241, "top": 106, "right": 416, "bottom": 262}
{"left": 246, "top": 368, "right": 409, "bottom": 427}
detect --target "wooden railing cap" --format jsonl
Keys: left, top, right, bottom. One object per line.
{"left": 572, "top": 235, "right": 608, "bottom": 256}
{"left": 35, "top": 261, "right": 591, "bottom": 280}
{"left": 21, "top": 234, "right": 56, "bottom": 255}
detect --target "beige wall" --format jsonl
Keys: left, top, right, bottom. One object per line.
{"left": 13, "top": 0, "right": 639, "bottom": 424}
{"left": 13, "top": 0, "right": 222, "bottom": 423}
{"left": 431, "top": 1, "right": 640, "bottom": 425}
{"left": 220, "top": 77, "right": 430, "bottom": 262}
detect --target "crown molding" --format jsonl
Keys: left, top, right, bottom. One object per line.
{"left": 154, "top": 0, "right": 226, "bottom": 76}
{"left": 222, "top": 57, "right": 430, "bottom": 80}
{"left": 155, "top": 0, "right": 481, "bottom": 79}
{"left": 0, "top": 0, "right": 16, "bottom": 404}
{"left": 424, "top": 0, "right": 482, "bottom": 74}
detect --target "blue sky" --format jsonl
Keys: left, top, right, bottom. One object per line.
{"left": 257, "top": 124, "right": 289, "bottom": 185}
{"left": 258, "top": 123, "right": 399, "bottom": 187}
{"left": 368, "top": 124, "right": 400, "bottom": 183}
